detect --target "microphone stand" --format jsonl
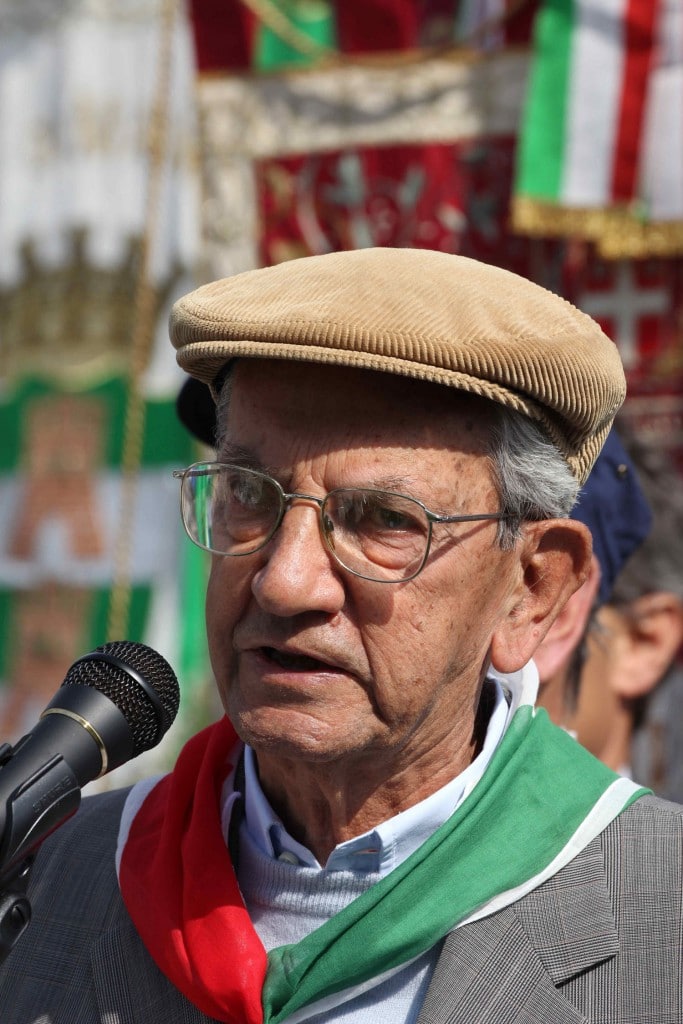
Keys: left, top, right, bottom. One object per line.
{"left": 0, "top": 740, "right": 81, "bottom": 964}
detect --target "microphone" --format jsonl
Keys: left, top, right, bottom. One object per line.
{"left": 0, "top": 640, "right": 180, "bottom": 880}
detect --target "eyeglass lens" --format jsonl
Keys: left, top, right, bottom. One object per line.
{"left": 184, "top": 465, "right": 280, "bottom": 553}
{"left": 325, "top": 490, "right": 428, "bottom": 579}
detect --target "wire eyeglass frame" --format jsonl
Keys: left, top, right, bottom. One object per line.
{"left": 173, "top": 461, "right": 509, "bottom": 584}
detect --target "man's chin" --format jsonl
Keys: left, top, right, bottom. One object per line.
{"left": 230, "top": 706, "right": 371, "bottom": 766}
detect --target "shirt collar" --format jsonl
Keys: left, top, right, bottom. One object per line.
{"left": 242, "top": 669, "right": 521, "bottom": 874}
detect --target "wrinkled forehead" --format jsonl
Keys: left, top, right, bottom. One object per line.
{"left": 222, "top": 358, "right": 499, "bottom": 462}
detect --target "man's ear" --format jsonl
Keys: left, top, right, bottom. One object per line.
{"left": 609, "top": 592, "right": 683, "bottom": 700}
{"left": 490, "top": 519, "right": 593, "bottom": 674}
{"left": 533, "top": 555, "right": 601, "bottom": 683}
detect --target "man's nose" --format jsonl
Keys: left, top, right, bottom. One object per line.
{"left": 250, "top": 501, "right": 346, "bottom": 617}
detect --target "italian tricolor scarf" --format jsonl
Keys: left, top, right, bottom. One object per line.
{"left": 117, "top": 702, "right": 648, "bottom": 1024}
{"left": 513, "top": 0, "right": 683, "bottom": 259}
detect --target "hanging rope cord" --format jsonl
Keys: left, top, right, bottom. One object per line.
{"left": 107, "top": 0, "right": 178, "bottom": 641}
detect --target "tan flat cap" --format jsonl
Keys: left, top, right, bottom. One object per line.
{"left": 170, "top": 248, "right": 625, "bottom": 484}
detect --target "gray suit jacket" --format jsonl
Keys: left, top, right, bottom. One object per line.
{"left": 1, "top": 789, "right": 681, "bottom": 1024}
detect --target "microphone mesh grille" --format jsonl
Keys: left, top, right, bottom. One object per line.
{"left": 64, "top": 641, "right": 180, "bottom": 755}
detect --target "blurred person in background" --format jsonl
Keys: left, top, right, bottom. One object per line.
{"left": 536, "top": 421, "right": 683, "bottom": 791}
{"left": 574, "top": 425, "right": 683, "bottom": 786}
{"left": 535, "top": 428, "right": 652, "bottom": 737}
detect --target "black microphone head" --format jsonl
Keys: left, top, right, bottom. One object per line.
{"left": 62, "top": 641, "right": 180, "bottom": 757}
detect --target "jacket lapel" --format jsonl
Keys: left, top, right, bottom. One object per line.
{"left": 417, "top": 836, "right": 618, "bottom": 1024}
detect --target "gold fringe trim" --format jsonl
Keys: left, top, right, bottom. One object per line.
{"left": 512, "top": 196, "right": 683, "bottom": 261}
{"left": 0, "top": 232, "right": 179, "bottom": 386}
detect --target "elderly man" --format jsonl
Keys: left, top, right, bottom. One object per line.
{"left": 2, "top": 248, "right": 682, "bottom": 1024}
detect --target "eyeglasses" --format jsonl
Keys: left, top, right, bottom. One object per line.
{"left": 173, "top": 461, "right": 508, "bottom": 584}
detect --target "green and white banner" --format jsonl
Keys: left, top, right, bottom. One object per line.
{"left": 0, "top": 0, "right": 211, "bottom": 779}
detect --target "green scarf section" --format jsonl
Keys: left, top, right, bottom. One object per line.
{"left": 263, "top": 706, "right": 648, "bottom": 1022}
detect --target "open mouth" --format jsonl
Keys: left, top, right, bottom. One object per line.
{"left": 262, "top": 647, "right": 332, "bottom": 672}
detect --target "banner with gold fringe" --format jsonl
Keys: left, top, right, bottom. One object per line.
{"left": 512, "top": 0, "right": 683, "bottom": 259}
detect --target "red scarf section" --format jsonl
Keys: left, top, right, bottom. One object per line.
{"left": 117, "top": 717, "right": 266, "bottom": 1023}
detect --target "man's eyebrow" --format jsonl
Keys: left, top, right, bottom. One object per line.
{"left": 366, "top": 476, "right": 465, "bottom": 513}
{"left": 353, "top": 475, "right": 446, "bottom": 503}
{"left": 365, "top": 475, "right": 418, "bottom": 493}
{"left": 217, "top": 443, "right": 264, "bottom": 470}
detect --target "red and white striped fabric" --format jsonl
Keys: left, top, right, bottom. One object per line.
{"left": 514, "top": 0, "right": 683, "bottom": 256}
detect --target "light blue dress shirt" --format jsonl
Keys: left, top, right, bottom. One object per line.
{"left": 243, "top": 676, "right": 509, "bottom": 874}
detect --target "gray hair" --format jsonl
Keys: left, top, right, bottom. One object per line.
{"left": 485, "top": 404, "right": 579, "bottom": 549}
{"left": 215, "top": 369, "right": 232, "bottom": 447}
{"left": 214, "top": 367, "right": 579, "bottom": 550}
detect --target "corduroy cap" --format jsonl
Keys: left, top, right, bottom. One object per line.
{"left": 170, "top": 248, "right": 626, "bottom": 484}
